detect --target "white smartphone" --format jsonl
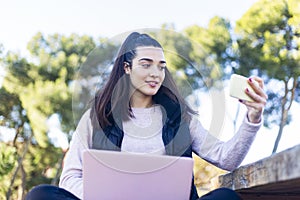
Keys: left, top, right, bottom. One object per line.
{"left": 229, "top": 74, "right": 257, "bottom": 102}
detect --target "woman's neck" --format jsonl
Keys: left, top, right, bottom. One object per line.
{"left": 130, "top": 95, "right": 153, "bottom": 108}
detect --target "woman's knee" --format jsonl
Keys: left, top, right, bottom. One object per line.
{"left": 26, "top": 184, "right": 57, "bottom": 200}
{"left": 199, "top": 187, "right": 242, "bottom": 200}
{"left": 25, "top": 184, "right": 79, "bottom": 200}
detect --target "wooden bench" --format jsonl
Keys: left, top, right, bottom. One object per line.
{"left": 218, "top": 144, "right": 300, "bottom": 200}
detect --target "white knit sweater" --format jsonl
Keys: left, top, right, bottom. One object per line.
{"left": 59, "top": 105, "right": 261, "bottom": 199}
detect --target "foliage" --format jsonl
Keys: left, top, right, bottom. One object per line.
{"left": 185, "top": 16, "right": 233, "bottom": 88}
{"left": 234, "top": 0, "right": 300, "bottom": 153}
{"left": 0, "top": 33, "right": 98, "bottom": 199}
{"left": 0, "top": 143, "right": 16, "bottom": 178}
{"left": 0, "top": 143, "right": 16, "bottom": 200}
{"left": 193, "top": 154, "right": 226, "bottom": 196}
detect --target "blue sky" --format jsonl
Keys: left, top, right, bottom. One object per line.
{"left": 1, "top": 0, "right": 259, "bottom": 55}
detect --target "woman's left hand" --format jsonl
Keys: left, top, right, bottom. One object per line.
{"left": 239, "top": 76, "right": 268, "bottom": 123}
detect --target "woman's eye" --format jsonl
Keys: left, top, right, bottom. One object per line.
{"left": 141, "top": 63, "right": 151, "bottom": 68}
{"left": 159, "top": 66, "right": 166, "bottom": 70}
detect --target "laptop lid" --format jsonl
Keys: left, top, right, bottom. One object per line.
{"left": 83, "top": 149, "right": 194, "bottom": 200}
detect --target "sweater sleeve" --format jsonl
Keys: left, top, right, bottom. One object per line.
{"left": 59, "top": 109, "right": 93, "bottom": 199}
{"left": 190, "top": 114, "right": 261, "bottom": 171}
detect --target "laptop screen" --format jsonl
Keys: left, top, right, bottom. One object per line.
{"left": 83, "top": 149, "right": 194, "bottom": 200}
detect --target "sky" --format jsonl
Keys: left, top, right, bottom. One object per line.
{"left": 1, "top": 0, "right": 300, "bottom": 165}
{"left": 0, "top": 0, "right": 259, "bottom": 55}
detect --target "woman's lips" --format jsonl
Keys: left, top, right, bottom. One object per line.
{"left": 146, "top": 81, "right": 158, "bottom": 87}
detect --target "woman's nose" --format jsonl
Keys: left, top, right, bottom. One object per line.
{"left": 149, "top": 65, "right": 160, "bottom": 77}
{"left": 150, "top": 71, "right": 159, "bottom": 77}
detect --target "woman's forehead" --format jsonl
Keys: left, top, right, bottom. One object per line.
{"left": 134, "top": 46, "right": 165, "bottom": 60}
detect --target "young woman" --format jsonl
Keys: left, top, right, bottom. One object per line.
{"left": 26, "top": 32, "right": 267, "bottom": 200}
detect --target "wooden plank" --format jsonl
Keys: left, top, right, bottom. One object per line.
{"left": 218, "top": 144, "right": 300, "bottom": 198}
{"left": 237, "top": 178, "right": 300, "bottom": 200}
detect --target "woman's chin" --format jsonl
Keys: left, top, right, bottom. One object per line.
{"left": 143, "top": 89, "right": 160, "bottom": 96}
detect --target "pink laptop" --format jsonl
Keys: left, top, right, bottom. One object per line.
{"left": 83, "top": 149, "right": 194, "bottom": 200}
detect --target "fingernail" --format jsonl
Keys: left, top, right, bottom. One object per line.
{"left": 249, "top": 78, "right": 252, "bottom": 83}
{"left": 239, "top": 99, "right": 243, "bottom": 103}
{"left": 246, "top": 88, "right": 249, "bottom": 92}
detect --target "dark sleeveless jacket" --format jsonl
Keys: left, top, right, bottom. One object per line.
{"left": 91, "top": 92, "right": 199, "bottom": 200}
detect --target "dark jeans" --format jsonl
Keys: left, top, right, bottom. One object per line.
{"left": 26, "top": 184, "right": 242, "bottom": 200}
{"left": 199, "top": 188, "right": 242, "bottom": 200}
{"left": 25, "top": 184, "right": 80, "bottom": 200}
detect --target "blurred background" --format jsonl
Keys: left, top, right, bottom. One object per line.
{"left": 0, "top": 0, "right": 300, "bottom": 199}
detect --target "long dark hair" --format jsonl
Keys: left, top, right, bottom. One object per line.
{"left": 91, "top": 32, "right": 197, "bottom": 129}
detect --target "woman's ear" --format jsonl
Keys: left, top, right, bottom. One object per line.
{"left": 124, "top": 62, "right": 131, "bottom": 74}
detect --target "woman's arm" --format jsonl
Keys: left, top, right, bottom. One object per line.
{"left": 190, "top": 115, "right": 261, "bottom": 171}
{"left": 59, "top": 110, "right": 92, "bottom": 199}
{"left": 191, "top": 75, "right": 267, "bottom": 171}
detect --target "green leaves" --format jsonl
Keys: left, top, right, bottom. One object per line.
{"left": 185, "top": 17, "right": 232, "bottom": 88}
{"left": 0, "top": 143, "right": 16, "bottom": 178}
{"left": 235, "top": 0, "right": 300, "bottom": 77}
{"left": 235, "top": 0, "right": 300, "bottom": 153}
{"left": 1, "top": 33, "right": 99, "bottom": 198}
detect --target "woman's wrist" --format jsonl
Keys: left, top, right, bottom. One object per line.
{"left": 247, "top": 112, "right": 261, "bottom": 124}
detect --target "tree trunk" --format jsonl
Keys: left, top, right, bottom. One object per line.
{"left": 272, "top": 108, "right": 288, "bottom": 154}
{"left": 272, "top": 78, "right": 297, "bottom": 154}
{"left": 20, "top": 164, "right": 26, "bottom": 200}
{"left": 6, "top": 134, "right": 32, "bottom": 200}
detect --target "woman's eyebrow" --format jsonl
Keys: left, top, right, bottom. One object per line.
{"left": 138, "top": 58, "right": 166, "bottom": 64}
{"left": 138, "top": 58, "right": 153, "bottom": 62}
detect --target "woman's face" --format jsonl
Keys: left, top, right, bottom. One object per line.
{"left": 125, "top": 46, "right": 166, "bottom": 98}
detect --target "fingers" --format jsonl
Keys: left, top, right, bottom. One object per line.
{"left": 250, "top": 76, "right": 264, "bottom": 88}
{"left": 247, "top": 77, "right": 268, "bottom": 100}
{"left": 239, "top": 97, "right": 265, "bottom": 123}
{"left": 243, "top": 76, "right": 267, "bottom": 110}
{"left": 240, "top": 99, "right": 265, "bottom": 113}
{"left": 238, "top": 76, "right": 268, "bottom": 123}
{"left": 245, "top": 87, "right": 267, "bottom": 106}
